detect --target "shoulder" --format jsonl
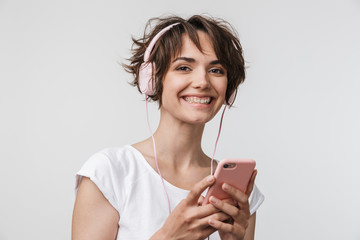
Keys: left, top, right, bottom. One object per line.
{"left": 75, "top": 145, "right": 143, "bottom": 213}
{"left": 79, "top": 145, "right": 141, "bottom": 173}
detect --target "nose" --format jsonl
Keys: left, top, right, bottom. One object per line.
{"left": 192, "top": 69, "right": 210, "bottom": 90}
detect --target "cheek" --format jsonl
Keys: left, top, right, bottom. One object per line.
{"left": 163, "top": 78, "right": 187, "bottom": 97}
{"left": 214, "top": 78, "right": 228, "bottom": 97}
{"left": 161, "top": 81, "right": 182, "bottom": 106}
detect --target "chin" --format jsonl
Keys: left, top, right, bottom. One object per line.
{"left": 183, "top": 114, "right": 217, "bottom": 125}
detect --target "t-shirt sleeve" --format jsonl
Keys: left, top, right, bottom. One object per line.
{"left": 75, "top": 151, "right": 122, "bottom": 214}
{"left": 248, "top": 184, "right": 265, "bottom": 215}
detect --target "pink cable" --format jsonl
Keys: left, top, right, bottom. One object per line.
{"left": 145, "top": 95, "right": 172, "bottom": 214}
{"left": 208, "top": 105, "right": 227, "bottom": 240}
{"left": 210, "top": 105, "right": 227, "bottom": 175}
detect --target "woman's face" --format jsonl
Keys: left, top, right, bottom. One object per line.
{"left": 160, "top": 31, "right": 228, "bottom": 125}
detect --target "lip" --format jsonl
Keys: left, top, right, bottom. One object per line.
{"left": 181, "top": 93, "right": 215, "bottom": 98}
{"left": 180, "top": 95, "right": 216, "bottom": 109}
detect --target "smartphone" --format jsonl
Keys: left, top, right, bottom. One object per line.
{"left": 203, "top": 158, "right": 256, "bottom": 205}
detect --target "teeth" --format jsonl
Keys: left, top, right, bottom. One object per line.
{"left": 184, "top": 96, "right": 211, "bottom": 104}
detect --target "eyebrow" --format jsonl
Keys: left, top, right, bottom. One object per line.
{"left": 172, "top": 57, "right": 195, "bottom": 63}
{"left": 210, "top": 60, "right": 221, "bottom": 65}
{"left": 172, "top": 57, "right": 222, "bottom": 65}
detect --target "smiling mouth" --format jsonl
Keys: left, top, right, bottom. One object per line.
{"left": 184, "top": 96, "right": 212, "bottom": 104}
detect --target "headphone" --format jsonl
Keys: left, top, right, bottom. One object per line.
{"left": 138, "top": 22, "right": 237, "bottom": 106}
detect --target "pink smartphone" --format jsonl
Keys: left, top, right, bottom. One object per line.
{"left": 203, "top": 158, "right": 256, "bottom": 205}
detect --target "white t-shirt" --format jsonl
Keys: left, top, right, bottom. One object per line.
{"left": 75, "top": 145, "right": 265, "bottom": 239}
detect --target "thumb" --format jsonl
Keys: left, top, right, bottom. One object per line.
{"left": 186, "top": 175, "right": 215, "bottom": 204}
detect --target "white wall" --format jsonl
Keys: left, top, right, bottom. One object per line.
{"left": 0, "top": 0, "right": 359, "bottom": 239}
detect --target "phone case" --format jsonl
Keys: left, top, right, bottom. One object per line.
{"left": 203, "top": 158, "right": 256, "bottom": 204}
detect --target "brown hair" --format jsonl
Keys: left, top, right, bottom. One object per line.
{"left": 123, "top": 15, "right": 246, "bottom": 106}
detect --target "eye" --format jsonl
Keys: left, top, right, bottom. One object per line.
{"left": 209, "top": 68, "right": 225, "bottom": 75}
{"left": 176, "top": 66, "right": 191, "bottom": 72}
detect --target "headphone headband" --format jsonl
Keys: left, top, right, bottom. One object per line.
{"left": 143, "top": 23, "right": 180, "bottom": 62}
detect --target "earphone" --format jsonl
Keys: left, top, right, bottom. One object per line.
{"left": 139, "top": 22, "right": 237, "bottom": 215}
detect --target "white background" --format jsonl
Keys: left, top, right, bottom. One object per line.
{"left": 1, "top": 0, "right": 359, "bottom": 239}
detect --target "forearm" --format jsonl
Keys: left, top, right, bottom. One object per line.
{"left": 243, "top": 213, "right": 256, "bottom": 240}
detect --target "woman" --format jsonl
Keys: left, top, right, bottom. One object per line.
{"left": 72, "top": 15, "right": 264, "bottom": 240}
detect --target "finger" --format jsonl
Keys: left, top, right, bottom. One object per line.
{"left": 209, "top": 196, "right": 240, "bottom": 218}
{"left": 180, "top": 197, "right": 225, "bottom": 222}
{"left": 186, "top": 175, "right": 215, "bottom": 204}
{"left": 210, "top": 212, "right": 231, "bottom": 222}
{"left": 209, "top": 216, "right": 248, "bottom": 238}
{"left": 222, "top": 197, "right": 237, "bottom": 207}
{"left": 196, "top": 211, "right": 230, "bottom": 228}
{"left": 222, "top": 183, "right": 249, "bottom": 208}
{"left": 246, "top": 169, "right": 257, "bottom": 196}
{"left": 193, "top": 202, "right": 224, "bottom": 219}
{"left": 198, "top": 226, "right": 217, "bottom": 239}
{"left": 209, "top": 195, "right": 251, "bottom": 227}
{"left": 208, "top": 218, "right": 234, "bottom": 233}
{"left": 208, "top": 218, "right": 247, "bottom": 237}
{"left": 198, "top": 195, "right": 205, "bottom": 206}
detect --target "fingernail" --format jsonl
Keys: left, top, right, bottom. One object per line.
{"left": 207, "top": 176, "right": 214, "bottom": 183}
{"left": 210, "top": 196, "right": 218, "bottom": 204}
{"left": 209, "top": 219, "right": 215, "bottom": 225}
{"left": 223, "top": 183, "right": 229, "bottom": 191}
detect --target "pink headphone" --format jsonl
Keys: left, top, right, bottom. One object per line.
{"left": 138, "top": 22, "right": 236, "bottom": 105}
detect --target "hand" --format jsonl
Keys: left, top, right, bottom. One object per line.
{"left": 150, "top": 175, "right": 229, "bottom": 240}
{"left": 208, "top": 170, "right": 257, "bottom": 240}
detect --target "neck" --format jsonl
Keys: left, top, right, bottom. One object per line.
{"left": 150, "top": 110, "right": 209, "bottom": 170}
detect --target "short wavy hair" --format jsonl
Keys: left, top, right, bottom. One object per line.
{"left": 123, "top": 15, "right": 246, "bottom": 106}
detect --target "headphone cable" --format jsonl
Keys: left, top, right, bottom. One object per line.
{"left": 145, "top": 95, "right": 172, "bottom": 214}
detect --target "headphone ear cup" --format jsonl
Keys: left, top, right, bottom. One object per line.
{"left": 224, "top": 90, "right": 236, "bottom": 105}
{"left": 228, "top": 91, "right": 236, "bottom": 105}
{"left": 139, "top": 62, "right": 155, "bottom": 95}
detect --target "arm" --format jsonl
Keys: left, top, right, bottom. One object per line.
{"left": 72, "top": 177, "right": 120, "bottom": 240}
{"left": 243, "top": 213, "right": 256, "bottom": 240}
